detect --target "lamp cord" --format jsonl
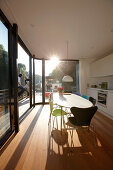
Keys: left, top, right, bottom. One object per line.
{"left": 67, "top": 40, "right": 69, "bottom": 74}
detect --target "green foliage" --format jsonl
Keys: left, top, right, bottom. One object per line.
{"left": 18, "top": 63, "right": 27, "bottom": 86}
{"left": 35, "top": 74, "right": 42, "bottom": 84}
{"left": 0, "top": 44, "right": 9, "bottom": 89}
{"left": 0, "top": 44, "right": 8, "bottom": 66}
{"left": 49, "top": 61, "right": 76, "bottom": 85}
{"left": 49, "top": 61, "right": 76, "bottom": 92}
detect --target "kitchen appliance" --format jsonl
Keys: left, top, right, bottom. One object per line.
{"left": 100, "top": 82, "right": 108, "bottom": 90}
{"left": 98, "top": 90, "right": 108, "bottom": 107}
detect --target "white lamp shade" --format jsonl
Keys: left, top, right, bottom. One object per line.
{"left": 62, "top": 75, "right": 73, "bottom": 82}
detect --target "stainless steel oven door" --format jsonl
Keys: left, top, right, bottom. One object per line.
{"left": 98, "top": 91, "right": 107, "bottom": 106}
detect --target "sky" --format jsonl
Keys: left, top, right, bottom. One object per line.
{"left": 18, "top": 44, "right": 29, "bottom": 71}
{"left": 18, "top": 44, "right": 59, "bottom": 76}
{"left": 0, "top": 20, "right": 8, "bottom": 52}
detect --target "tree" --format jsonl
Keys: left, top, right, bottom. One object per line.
{"left": 0, "top": 44, "right": 8, "bottom": 66}
{"left": 0, "top": 44, "right": 8, "bottom": 89}
{"left": 49, "top": 61, "right": 76, "bottom": 92}
{"left": 18, "top": 63, "right": 27, "bottom": 86}
{"left": 50, "top": 61, "right": 76, "bottom": 85}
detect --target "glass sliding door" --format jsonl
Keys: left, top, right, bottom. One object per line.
{"left": 32, "top": 58, "right": 34, "bottom": 105}
{"left": 17, "top": 43, "right": 30, "bottom": 118}
{"left": 32, "top": 58, "right": 78, "bottom": 104}
{"left": 0, "top": 20, "right": 12, "bottom": 142}
{"left": 34, "top": 59, "right": 42, "bottom": 103}
{"left": 60, "top": 61, "right": 76, "bottom": 93}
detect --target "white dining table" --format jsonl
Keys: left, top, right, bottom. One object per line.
{"left": 53, "top": 93, "right": 92, "bottom": 108}
{"left": 53, "top": 93, "right": 93, "bottom": 132}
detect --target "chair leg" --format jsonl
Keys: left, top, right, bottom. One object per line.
{"left": 56, "top": 117, "right": 58, "bottom": 130}
{"left": 63, "top": 116, "right": 67, "bottom": 132}
{"left": 53, "top": 116, "right": 56, "bottom": 129}
{"left": 48, "top": 112, "right": 51, "bottom": 125}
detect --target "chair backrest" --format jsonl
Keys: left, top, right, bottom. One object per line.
{"left": 89, "top": 97, "right": 96, "bottom": 106}
{"left": 70, "top": 106, "right": 98, "bottom": 126}
{"left": 82, "top": 94, "right": 89, "bottom": 100}
{"left": 74, "top": 92, "right": 81, "bottom": 96}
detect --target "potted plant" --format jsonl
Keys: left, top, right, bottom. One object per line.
{"left": 57, "top": 87, "right": 64, "bottom": 95}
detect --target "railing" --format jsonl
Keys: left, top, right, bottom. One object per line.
{"left": 18, "top": 90, "right": 28, "bottom": 101}
{"left": 0, "top": 89, "right": 9, "bottom": 104}
{"left": 0, "top": 89, "right": 28, "bottom": 103}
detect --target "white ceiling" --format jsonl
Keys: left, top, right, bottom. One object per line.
{"left": 1, "top": 0, "right": 113, "bottom": 60}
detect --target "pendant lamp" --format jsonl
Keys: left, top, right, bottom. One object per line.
{"left": 62, "top": 41, "right": 73, "bottom": 82}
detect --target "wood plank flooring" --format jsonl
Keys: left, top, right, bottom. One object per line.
{"left": 0, "top": 105, "right": 113, "bottom": 170}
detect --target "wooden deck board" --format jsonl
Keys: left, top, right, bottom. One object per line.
{"left": 0, "top": 105, "right": 113, "bottom": 170}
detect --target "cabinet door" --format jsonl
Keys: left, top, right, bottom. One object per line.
{"left": 90, "top": 54, "right": 113, "bottom": 77}
{"left": 107, "top": 93, "right": 113, "bottom": 117}
{"left": 87, "top": 89, "right": 97, "bottom": 99}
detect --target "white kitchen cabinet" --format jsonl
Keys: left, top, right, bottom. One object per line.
{"left": 90, "top": 53, "right": 113, "bottom": 77}
{"left": 87, "top": 88, "right": 97, "bottom": 100}
{"left": 107, "top": 92, "right": 113, "bottom": 117}
{"left": 87, "top": 88, "right": 113, "bottom": 119}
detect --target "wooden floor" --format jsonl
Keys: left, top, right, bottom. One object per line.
{"left": 0, "top": 105, "right": 113, "bottom": 170}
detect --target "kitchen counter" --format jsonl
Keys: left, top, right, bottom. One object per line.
{"left": 87, "top": 88, "right": 113, "bottom": 120}
{"left": 87, "top": 88, "right": 113, "bottom": 93}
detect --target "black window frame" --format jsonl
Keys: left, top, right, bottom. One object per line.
{"left": 33, "top": 57, "right": 79, "bottom": 105}
{"left": 0, "top": 9, "right": 14, "bottom": 148}
{"left": 18, "top": 36, "right": 33, "bottom": 121}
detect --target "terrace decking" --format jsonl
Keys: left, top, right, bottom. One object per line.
{"left": 0, "top": 105, "right": 113, "bottom": 170}
{"left": 0, "top": 111, "right": 10, "bottom": 139}
{"left": 19, "top": 98, "right": 30, "bottom": 118}
{"left": 0, "top": 90, "right": 11, "bottom": 139}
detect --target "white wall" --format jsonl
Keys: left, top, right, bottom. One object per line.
{"left": 79, "top": 59, "right": 90, "bottom": 95}
{"left": 90, "top": 53, "right": 113, "bottom": 77}
{"left": 88, "top": 53, "right": 113, "bottom": 89}
{"left": 88, "top": 76, "right": 113, "bottom": 89}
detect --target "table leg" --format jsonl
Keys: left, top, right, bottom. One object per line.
{"left": 61, "top": 106, "right": 62, "bottom": 134}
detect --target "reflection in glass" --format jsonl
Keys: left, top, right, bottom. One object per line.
{"left": 0, "top": 21, "right": 11, "bottom": 139}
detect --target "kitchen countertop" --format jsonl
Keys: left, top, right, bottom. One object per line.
{"left": 87, "top": 87, "right": 113, "bottom": 93}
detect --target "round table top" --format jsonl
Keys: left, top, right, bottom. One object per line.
{"left": 53, "top": 93, "right": 93, "bottom": 108}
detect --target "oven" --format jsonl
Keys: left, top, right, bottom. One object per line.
{"left": 98, "top": 90, "right": 108, "bottom": 107}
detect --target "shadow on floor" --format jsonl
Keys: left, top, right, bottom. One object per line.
{"left": 45, "top": 125, "right": 113, "bottom": 170}
{"left": 4, "top": 105, "right": 43, "bottom": 170}
{"left": 18, "top": 98, "right": 30, "bottom": 107}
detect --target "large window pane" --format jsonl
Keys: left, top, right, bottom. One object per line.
{"left": 35, "top": 59, "right": 42, "bottom": 103}
{"left": 0, "top": 20, "right": 11, "bottom": 139}
{"left": 45, "top": 60, "right": 77, "bottom": 102}
{"left": 32, "top": 58, "right": 34, "bottom": 105}
{"left": 17, "top": 44, "right": 30, "bottom": 118}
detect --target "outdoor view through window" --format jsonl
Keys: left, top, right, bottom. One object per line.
{"left": 0, "top": 20, "right": 11, "bottom": 140}
{"left": 45, "top": 60, "right": 77, "bottom": 102}
{"left": 17, "top": 44, "right": 30, "bottom": 117}
{"left": 33, "top": 58, "right": 77, "bottom": 103}
{"left": 17, "top": 47, "right": 78, "bottom": 105}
